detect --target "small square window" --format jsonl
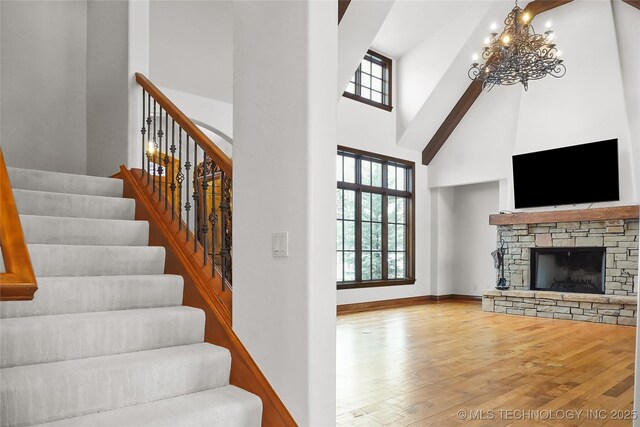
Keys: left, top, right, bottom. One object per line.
{"left": 343, "top": 50, "right": 392, "bottom": 111}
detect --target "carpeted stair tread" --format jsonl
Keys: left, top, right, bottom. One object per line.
{"left": 7, "top": 167, "right": 123, "bottom": 197}
{"left": 0, "top": 343, "right": 231, "bottom": 427}
{"left": 34, "top": 385, "right": 263, "bottom": 427}
{"left": 13, "top": 189, "right": 135, "bottom": 220}
{"left": 20, "top": 215, "right": 149, "bottom": 246}
{"left": 28, "top": 244, "right": 165, "bottom": 276}
{"left": 0, "top": 166, "right": 263, "bottom": 426}
{"left": 1, "top": 306, "right": 205, "bottom": 368}
{"left": 0, "top": 275, "right": 184, "bottom": 318}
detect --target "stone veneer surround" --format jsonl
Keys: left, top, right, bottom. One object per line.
{"left": 483, "top": 210, "right": 638, "bottom": 325}
{"left": 497, "top": 218, "right": 638, "bottom": 295}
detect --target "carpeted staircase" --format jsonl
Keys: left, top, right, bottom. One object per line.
{"left": 0, "top": 167, "right": 262, "bottom": 427}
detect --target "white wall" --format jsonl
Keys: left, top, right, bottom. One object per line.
{"left": 1, "top": 0, "right": 87, "bottom": 174}
{"left": 158, "top": 87, "right": 233, "bottom": 147}
{"left": 452, "top": 181, "right": 499, "bottom": 296}
{"left": 86, "top": 0, "right": 129, "bottom": 177}
{"left": 335, "top": 62, "right": 432, "bottom": 304}
{"left": 150, "top": 0, "right": 232, "bottom": 104}
{"left": 395, "top": 1, "right": 491, "bottom": 140}
{"left": 429, "top": 186, "right": 454, "bottom": 296}
{"left": 233, "top": 2, "right": 336, "bottom": 425}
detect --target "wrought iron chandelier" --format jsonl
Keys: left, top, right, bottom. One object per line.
{"left": 468, "top": 0, "right": 565, "bottom": 91}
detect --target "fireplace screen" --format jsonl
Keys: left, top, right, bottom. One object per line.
{"left": 530, "top": 248, "right": 605, "bottom": 294}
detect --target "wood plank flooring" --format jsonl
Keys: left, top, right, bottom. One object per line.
{"left": 337, "top": 301, "right": 636, "bottom": 426}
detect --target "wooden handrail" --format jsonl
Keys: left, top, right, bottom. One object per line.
{"left": 135, "top": 73, "right": 232, "bottom": 177}
{"left": 0, "top": 148, "right": 37, "bottom": 300}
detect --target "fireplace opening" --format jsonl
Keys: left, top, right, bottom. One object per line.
{"left": 530, "top": 247, "right": 605, "bottom": 294}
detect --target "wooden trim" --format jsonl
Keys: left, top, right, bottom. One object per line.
{"left": 337, "top": 294, "right": 480, "bottom": 314}
{"left": 337, "top": 147, "right": 416, "bottom": 287}
{"left": 120, "top": 166, "right": 296, "bottom": 426}
{"left": 489, "top": 205, "right": 639, "bottom": 226}
{"left": 338, "top": 0, "right": 352, "bottom": 24}
{"left": 342, "top": 92, "right": 393, "bottom": 112}
{"left": 135, "top": 73, "right": 232, "bottom": 178}
{"left": 621, "top": 0, "right": 640, "bottom": 10}
{"left": 0, "top": 148, "right": 37, "bottom": 301}
{"left": 338, "top": 278, "right": 416, "bottom": 290}
{"left": 338, "top": 145, "right": 415, "bottom": 167}
{"left": 421, "top": 0, "right": 574, "bottom": 166}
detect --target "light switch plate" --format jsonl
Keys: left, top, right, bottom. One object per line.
{"left": 272, "top": 232, "right": 289, "bottom": 257}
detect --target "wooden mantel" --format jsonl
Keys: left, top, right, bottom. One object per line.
{"left": 489, "top": 205, "right": 640, "bottom": 226}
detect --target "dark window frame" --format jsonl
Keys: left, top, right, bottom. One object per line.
{"left": 337, "top": 146, "right": 415, "bottom": 290}
{"left": 343, "top": 50, "right": 393, "bottom": 112}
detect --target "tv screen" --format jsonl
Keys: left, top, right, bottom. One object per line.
{"left": 512, "top": 139, "right": 619, "bottom": 209}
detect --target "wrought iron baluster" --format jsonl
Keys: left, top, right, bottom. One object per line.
{"left": 141, "top": 90, "right": 146, "bottom": 175}
{"left": 210, "top": 163, "right": 218, "bottom": 278}
{"left": 184, "top": 136, "right": 191, "bottom": 242}
{"left": 219, "top": 172, "right": 230, "bottom": 290}
{"left": 193, "top": 145, "right": 199, "bottom": 253}
{"left": 201, "top": 153, "right": 209, "bottom": 266}
{"left": 152, "top": 100, "right": 157, "bottom": 188}
{"left": 177, "top": 130, "right": 184, "bottom": 230}
{"left": 164, "top": 112, "right": 169, "bottom": 209}
{"left": 170, "top": 119, "right": 176, "bottom": 219}
{"left": 146, "top": 93, "right": 152, "bottom": 184}
{"left": 157, "top": 108, "right": 164, "bottom": 200}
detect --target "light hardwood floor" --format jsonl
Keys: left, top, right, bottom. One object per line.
{"left": 337, "top": 301, "right": 636, "bottom": 426}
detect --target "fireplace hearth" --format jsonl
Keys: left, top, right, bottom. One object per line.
{"left": 531, "top": 248, "right": 605, "bottom": 294}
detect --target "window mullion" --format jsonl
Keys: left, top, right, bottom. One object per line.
{"left": 381, "top": 163, "right": 388, "bottom": 281}
{"left": 355, "top": 157, "right": 362, "bottom": 283}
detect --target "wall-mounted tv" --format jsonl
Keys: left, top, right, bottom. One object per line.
{"left": 512, "top": 139, "right": 619, "bottom": 209}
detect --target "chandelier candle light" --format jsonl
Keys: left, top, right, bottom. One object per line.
{"left": 468, "top": 0, "right": 565, "bottom": 91}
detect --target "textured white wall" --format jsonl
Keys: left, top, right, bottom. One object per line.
{"left": 1, "top": 0, "right": 87, "bottom": 174}
{"left": 86, "top": 0, "right": 129, "bottom": 177}
{"left": 452, "top": 181, "right": 500, "bottom": 296}
{"left": 150, "top": 0, "right": 233, "bottom": 104}
{"left": 233, "top": 1, "right": 337, "bottom": 424}
{"left": 429, "top": 186, "right": 455, "bottom": 296}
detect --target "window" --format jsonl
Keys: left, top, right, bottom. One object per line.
{"left": 336, "top": 146, "right": 415, "bottom": 289}
{"left": 344, "top": 50, "right": 392, "bottom": 112}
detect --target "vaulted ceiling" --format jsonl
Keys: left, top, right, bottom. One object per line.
{"left": 345, "top": 0, "right": 639, "bottom": 186}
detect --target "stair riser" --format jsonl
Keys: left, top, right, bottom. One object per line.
{"left": 14, "top": 189, "right": 135, "bottom": 220}
{"left": 0, "top": 276, "right": 184, "bottom": 319}
{"left": 28, "top": 245, "right": 165, "bottom": 277}
{"left": 20, "top": 215, "right": 149, "bottom": 246}
{"left": 1, "top": 307, "right": 205, "bottom": 368}
{"left": 8, "top": 167, "right": 123, "bottom": 198}
{"left": 0, "top": 344, "right": 231, "bottom": 427}
{"left": 34, "top": 386, "right": 263, "bottom": 427}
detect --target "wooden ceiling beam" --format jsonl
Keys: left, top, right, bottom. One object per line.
{"left": 338, "top": 0, "right": 352, "bottom": 24}
{"left": 421, "top": 0, "right": 573, "bottom": 166}
{"left": 621, "top": 0, "right": 640, "bottom": 11}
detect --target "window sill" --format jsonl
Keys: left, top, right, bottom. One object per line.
{"left": 342, "top": 92, "right": 393, "bottom": 112}
{"left": 337, "top": 278, "right": 416, "bottom": 290}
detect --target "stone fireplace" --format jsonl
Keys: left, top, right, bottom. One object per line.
{"left": 482, "top": 205, "right": 639, "bottom": 325}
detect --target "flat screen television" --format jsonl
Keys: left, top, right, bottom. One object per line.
{"left": 512, "top": 139, "right": 619, "bottom": 209}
